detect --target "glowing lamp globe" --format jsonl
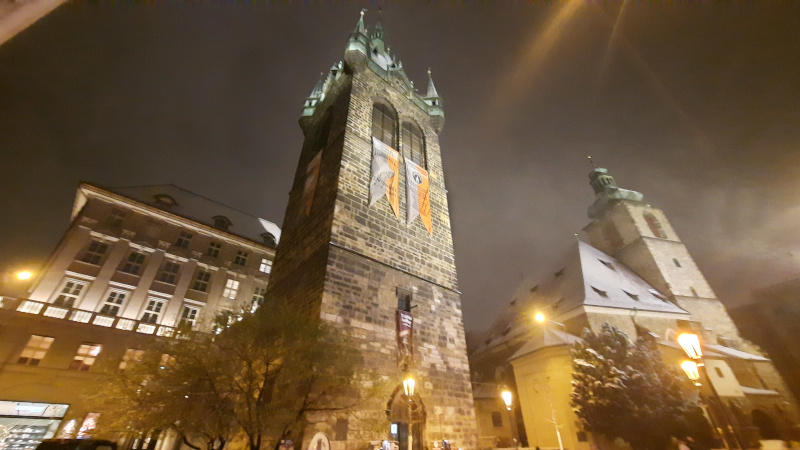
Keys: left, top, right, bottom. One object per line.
{"left": 677, "top": 332, "right": 703, "bottom": 359}
{"left": 501, "top": 389, "right": 513, "bottom": 411}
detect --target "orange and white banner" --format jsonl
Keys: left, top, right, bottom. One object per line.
{"left": 369, "top": 137, "right": 400, "bottom": 218}
{"left": 405, "top": 160, "right": 432, "bottom": 235}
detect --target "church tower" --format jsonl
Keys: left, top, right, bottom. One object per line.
{"left": 266, "top": 13, "right": 478, "bottom": 450}
{"left": 582, "top": 166, "right": 742, "bottom": 343}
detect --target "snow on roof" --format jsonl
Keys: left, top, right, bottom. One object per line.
{"left": 740, "top": 386, "right": 780, "bottom": 396}
{"left": 705, "top": 344, "right": 770, "bottom": 362}
{"left": 474, "top": 241, "right": 688, "bottom": 357}
{"left": 92, "top": 184, "right": 280, "bottom": 246}
{"left": 509, "top": 328, "right": 582, "bottom": 361}
{"left": 578, "top": 241, "right": 688, "bottom": 315}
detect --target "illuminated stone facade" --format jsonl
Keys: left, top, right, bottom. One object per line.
{"left": 265, "top": 15, "right": 477, "bottom": 450}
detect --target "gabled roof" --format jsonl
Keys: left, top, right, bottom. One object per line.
{"left": 473, "top": 241, "right": 687, "bottom": 356}
{"left": 83, "top": 183, "right": 281, "bottom": 247}
{"left": 509, "top": 328, "right": 583, "bottom": 361}
{"left": 578, "top": 241, "right": 687, "bottom": 314}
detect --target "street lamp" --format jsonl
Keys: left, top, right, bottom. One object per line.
{"left": 680, "top": 360, "right": 701, "bottom": 386}
{"left": 500, "top": 389, "right": 519, "bottom": 448}
{"left": 533, "top": 312, "right": 566, "bottom": 332}
{"left": 403, "top": 376, "right": 416, "bottom": 450}
{"left": 676, "top": 331, "right": 745, "bottom": 450}
{"left": 16, "top": 271, "right": 32, "bottom": 280}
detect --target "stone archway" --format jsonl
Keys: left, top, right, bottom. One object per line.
{"left": 752, "top": 409, "right": 779, "bottom": 440}
{"left": 387, "top": 384, "right": 427, "bottom": 450}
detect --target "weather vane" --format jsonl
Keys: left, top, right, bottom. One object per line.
{"left": 587, "top": 155, "right": 596, "bottom": 169}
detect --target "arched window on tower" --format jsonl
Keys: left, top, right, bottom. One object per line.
{"left": 643, "top": 212, "right": 667, "bottom": 238}
{"left": 401, "top": 122, "right": 425, "bottom": 168}
{"left": 371, "top": 102, "right": 396, "bottom": 147}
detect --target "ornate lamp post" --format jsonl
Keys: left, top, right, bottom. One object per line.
{"left": 403, "top": 376, "right": 416, "bottom": 450}
{"left": 677, "top": 332, "right": 745, "bottom": 450}
{"left": 501, "top": 389, "right": 519, "bottom": 448}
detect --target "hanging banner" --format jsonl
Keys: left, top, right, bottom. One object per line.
{"left": 405, "top": 160, "right": 432, "bottom": 235}
{"left": 396, "top": 310, "right": 414, "bottom": 367}
{"left": 369, "top": 137, "right": 400, "bottom": 218}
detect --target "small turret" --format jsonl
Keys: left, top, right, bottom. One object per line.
{"left": 424, "top": 68, "right": 445, "bottom": 132}
{"left": 345, "top": 9, "right": 369, "bottom": 67}
{"left": 301, "top": 72, "right": 326, "bottom": 118}
{"left": 587, "top": 161, "right": 644, "bottom": 219}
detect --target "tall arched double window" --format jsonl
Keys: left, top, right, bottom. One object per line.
{"left": 643, "top": 212, "right": 667, "bottom": 238}
{"left": 371, "top": 102, "right": 396, "bottom": 147}
{"left": 402, "top": 122, "right": 425, "bottom": 168}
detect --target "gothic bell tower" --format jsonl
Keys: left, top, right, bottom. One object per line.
{"left": 582, "top": 166, "right": 742, "bottom": 343}
{"left": 266, "top": 12, "right": 478, "bottom": 450}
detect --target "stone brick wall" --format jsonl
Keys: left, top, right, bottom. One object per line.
{"left": 265, "top": 55, "right": 477, "bottom": 449}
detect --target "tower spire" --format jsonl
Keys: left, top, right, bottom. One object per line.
{"left": 426, "top": 68, "right": 439, "bottom": 99}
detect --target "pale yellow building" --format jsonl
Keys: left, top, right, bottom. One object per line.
{"left": 470, "top": 167, "right": 799, "bottom": 449}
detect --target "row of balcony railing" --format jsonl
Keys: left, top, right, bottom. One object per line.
{"left": 2, "top": 297, "right": 176, "bottom": 337}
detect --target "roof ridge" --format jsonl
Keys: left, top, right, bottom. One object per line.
{"left": 92, "top": 182, "right": 274, "bottom": 224}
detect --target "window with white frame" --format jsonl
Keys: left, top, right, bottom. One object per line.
{"left": 120, "top": 251, "right": 146, "bottom": 275}
{"left": 206, "top": 242, "right": 222, "bottom": 258}
{"left": 141, "top": 298, "right": 165, "bottom": 324}
{"left": 179, "top": 305, "right": 200, "bottom": 329}
{"left": 192, "top": 269, "right": 212, "bottom": 292}
{"left": 222, "top": 278, "right": 239, "bottom": 300}
{"left": 80, "top": 240, "right": 109, "bottom": 265}
{"left": 99, "top": 290, "right": 128, "bottom": 316}
{"left": 251, "top": 287, "right": 266, "bottom": 312}
{"left": 175, "top": 231, "right": 193, "bottom": 248}
{"left": 17, "top": 335, "right": 54, "bottom": 366}
{"left": 259, "top": 258, "right": 271, "bottom": 273}
{"left": 68, "top": 343, "right": 102, "bottom": 371}
{"left": 158, "top": 261, "right": 181, "bottom": 284}
{"left": 109, "top": 208, "right": 127, "bottom": 227}
{"left": 233, "top": 251, "right": 248, "bottom": 266}
{"left": 53, "top": 279, "right": 87, "bottom": 308}
{"left": 119, "top": 348, "right": 144, "bottom": 370}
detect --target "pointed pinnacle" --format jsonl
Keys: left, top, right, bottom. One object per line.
{"left": 426, "top": 67, "right": 439, "bottom": 98}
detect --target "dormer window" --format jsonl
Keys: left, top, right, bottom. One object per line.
{"left": 213, "top": 215, "right": 232, "bottom": 231}
{"left": 261, "top": 232, "right": 276, "bottom": 247}
{"left": 154, "top": 194, "right": 176, "bottom": 208}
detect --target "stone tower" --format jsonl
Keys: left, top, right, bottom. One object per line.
{"left": 581, "top": 166, "right": 741, "bottom": 343}
{"left": 265, "top": 13, "right": 478, "bottom": 450}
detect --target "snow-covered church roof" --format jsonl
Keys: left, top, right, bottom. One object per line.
{"left": 473, "top": 240, "right": 688, "bottom": 356}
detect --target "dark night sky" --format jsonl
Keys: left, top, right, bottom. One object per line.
{"left": 2, "top": 3, "right": 800, "bottom": 332}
